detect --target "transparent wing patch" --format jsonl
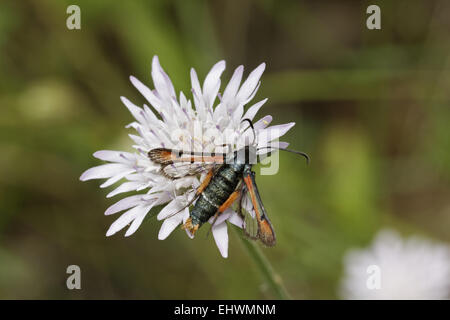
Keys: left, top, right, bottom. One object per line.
{"left": 161, "top": 162, "right": 219, "bottom": 179}
{"left": 238, "top": 188, "right": 259, "bottom": 240}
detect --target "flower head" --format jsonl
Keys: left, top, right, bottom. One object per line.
{"left": 340, "top": 229, "right": 450, "bottom": 299}
{"left": 80, "top": 56, "right": 295, "bottom": 258}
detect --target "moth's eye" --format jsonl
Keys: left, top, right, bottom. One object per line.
{"left": 177, "top": 151, "right": 183, "bottom": 157}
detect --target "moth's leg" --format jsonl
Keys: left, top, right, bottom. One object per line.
{"left": 218, "top": 191, "right": 240, "bottom": 217}
{"left": 196, "top": 167, "right": 215, "bottom": 196}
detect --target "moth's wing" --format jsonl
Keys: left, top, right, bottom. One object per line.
{"left": 160, "top": 162, "right": 218, "bottom": 179}
{"left": 242, "top": 170, "right": 276, "bottom": 246}
{"left": 148, "top": 148, "right": 226, "bottom": 179}
{"left": 238, "top": 187, "right": 259, "bottom": 240}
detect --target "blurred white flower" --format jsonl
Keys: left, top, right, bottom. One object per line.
{"left": 80, "top": 56, "right": 294, "bottom": 258}
{"left": 340, "top": 229, "right": 450, "bottom": 299}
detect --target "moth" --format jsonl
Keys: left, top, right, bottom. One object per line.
{"left": 148, "top": 119, "right": 309, "bottom": 246}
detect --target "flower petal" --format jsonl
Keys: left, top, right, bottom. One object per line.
{"left": 242, "top": 98, "right": 268, "bottom": 121}
{"left": 232, "top": 103, "right": 244, "bottom": 124}
{"left": 209, "top": 210, "right": 231, "bottom": 226}
{"left": 157, "top": 197, "right": 185, "bottom": 220}
{"left": 100, "top": 169, "right": 135, "bottom": 188}
{"left": 212, "top": 222, "right": 229, "bottom": 258}
{"left": 190, "top": 68, "right": 202, "bottom": 97}
{"left": 152, "top": 56, "right": 176, "bottom": 101}
{"left": 228, "top": 211, "right": 244, "bottom": 228}
{"left": 236, "top": 63, "right": 265, "bottom": 103}
{"left": 106, "top": 205, "right": 149, "bottom": 236}
{"left": 80, "top": 163, "right": 129, "bottom": 181}
{"left": 257, "top": 141, "right": 290, "bottom": 156}
{"left": 258, "top": 122, "right": 295, "bottom": 145}
{"left": 190, "top": 68, "right": 206, "bottom": 119}
{"left": 107, "top": 181, "right": 142, "bottom": 198}
{"left": 203, "top": 60, "right": 225, "bottom": 105}
{"left": 129, "top": 76, "right": 162, "bottom": 113}
{"left": 120, "top": 96, "right": 146, "bottom": 124}
{"left": 158, "top": 213, "right": 183, "bottom": 240}
{"left": 104, "top": 195, "right": 145, "bottom": 215}
{"left": 222, "top": 65, "right": 243, "bottom": 103}
{"left": 93, "top": 150, "right": 134, "bottom": 163}
{"left": 125, "top": 204, "right": 154, "bottom": 237}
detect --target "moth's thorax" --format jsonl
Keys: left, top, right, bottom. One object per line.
{"left": 231, "top": 146, "right": 257, "bottom": 165}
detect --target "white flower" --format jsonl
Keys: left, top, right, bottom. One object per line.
{"left": 340, "top": 229, "right": 450, "bottom": 299}
{"left": 80, "top": 56, "right": 294, "bottom": 258}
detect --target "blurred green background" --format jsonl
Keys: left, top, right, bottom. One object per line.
{"left": 1, "top": 0, "right": 449, "bottom": 299}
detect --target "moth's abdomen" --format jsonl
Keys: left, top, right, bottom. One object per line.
{"left": 187, "top": 165, "right": 242, "bottom": 231}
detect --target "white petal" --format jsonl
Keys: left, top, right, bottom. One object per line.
{"left": 236, "top": 63, "right": 265, "bottom": 103}
{"left": 242, "top": 98, "right": 268, "bottom": 121}
{"left": 100, "top": 169, "right": 135, "bottom": 188}
{"left": 278, "top": 141, "right": 290, "bottom": 149}
{"left": 232, "top": 104, "right": 244, "bottom": 123}
{"left": 107, "top": 181, "right": 142, "bottom": 198}
{"left": 203, "top": 60, "right": 225, "bottom": 97}
{"left": 157, "top": 197, "right": 184, "bottom": 220}
{"left": 212, "top": 222, "right": 229, "bottom": 258}
{"left": 152, "top": 56, "right": 176, "bottom": 100}
{"left": 106, "top": 205, "right": 147, "bottom": 236}
{"left": 213, "top": 102, "right": 227, "bottom": 120}
{"left": 242, "top": 81, "right": 261, "bottom": 106}
{"left": 125, "top": 204, "right": 154, "bottom": 237}
{"left": 228, "top": 211, "right": 244, "bottom": 228}
{"left": 205, "top": 80, "right": 221, "bottom": 111}
{"left": 209, "top": 210, "right": 231, "bottom": 226}
{"left": 128, "top": 133, "right": 146, "bottom": 147}
{"left": 104, "top": 195, "right": 145, "bottom": 215}
{"left": 257, "top": 141, "right": 290, "bottom": 156}
{"left": 190, "top": 68, "right": 202, "bottom": 97}
{"left": 254, "top": 115, "right": 272, "bottom": 130}
{"left": 120, "top": 96, "right": 146, "bottom": 124}
{"left": 93, "top": 150, "right": 134, "bottom": 163}
{"left": 222, "top": 65, "right": 243, "bottom": 103}
{"left": 190, "top": 68, "right": 206, "bottom": 119}
{"left": 80, "top": 163, "right": 129, "bottom": 181}
{"left": 129, "top": 76, "right": 162, "bottom": 112}
{"left": 158, "top": 213, "right": 183, "bottom": 240}
{"left": 258, "top": 122, "right": 295, "bottom": 145}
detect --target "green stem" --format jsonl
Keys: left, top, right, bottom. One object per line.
{"left": 234, "top": 227, "right": 292, "bottom": 300}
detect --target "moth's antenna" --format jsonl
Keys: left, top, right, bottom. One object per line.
{"left": 241, "top": 118, "right": 256, "bottom": 146}
{"left": 258, "top": 145, "right": 310, "bottom": 164}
